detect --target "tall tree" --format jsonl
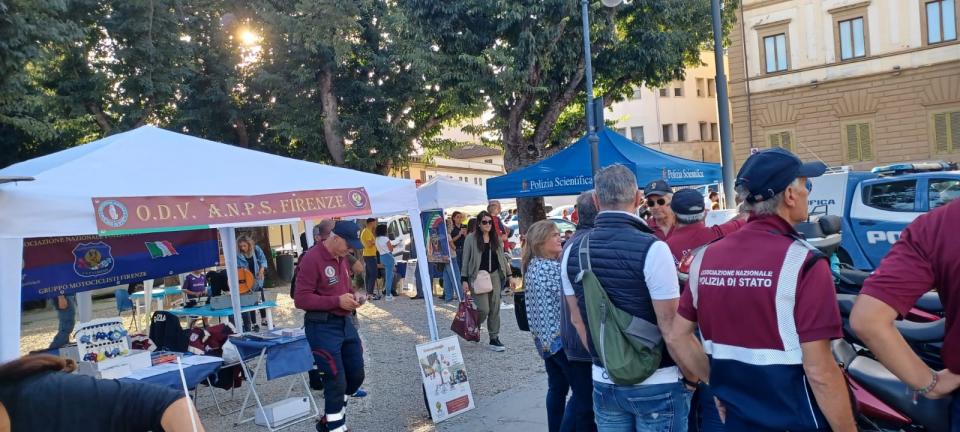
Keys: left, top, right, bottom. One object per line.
{"left": 403, "top": 0, "right": 735, "bottom": 230}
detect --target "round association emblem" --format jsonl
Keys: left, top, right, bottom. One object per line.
{"left": 97, "top": 200, "right": 129, "bottom": 228}
{"left": 324, "top": 266, "right": 337, "bottom": 278}
{"left": 348, "top": 190, "right": 367, "bottom": 209}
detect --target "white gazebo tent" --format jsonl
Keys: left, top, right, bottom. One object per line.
{"left": 0, "top": 126, "right": 439, "bottom": 360}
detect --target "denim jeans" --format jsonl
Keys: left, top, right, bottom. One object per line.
{"left": 305, "top": 315, "right": 365, "bottom": 431}
{"left": 364, "top": 256, "right": 379, "bottom": 296}
{"left": 592, "top": 380, "right": 692, "bottom": 432}
{"left": 544, "top": 350, "right": 597, "bottom": 432}
{"left": 49, "top": 296, "right": 76, "bottom": 349}
{"left": 380, "top": 253, "right": 396, "bottom": 297}
{"left": 442, "top": 263, "right": 461, "bottom": 302}
{"left": 952, "top": 395, "right": 960, "bottom": 432}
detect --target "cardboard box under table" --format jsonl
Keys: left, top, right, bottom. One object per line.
{"left": 230, "top": 330, "right": 319, "bottom": 431}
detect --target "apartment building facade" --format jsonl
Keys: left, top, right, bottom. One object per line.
{"left": 607, "top": 51, "right": 726, "bottom": 162}
{"left": 728, "top": 0, "right": 960, "bottom": 169}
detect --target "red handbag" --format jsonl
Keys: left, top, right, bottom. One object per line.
{"left": 451, "top": 300, "right": 480, "bottom": 342}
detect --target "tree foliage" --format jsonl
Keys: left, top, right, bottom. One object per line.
{"left": 402, "top": 0, "right": 737, "bottom": 229}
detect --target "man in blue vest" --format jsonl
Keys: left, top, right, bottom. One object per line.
{"left": 564, "top": 164, "right": 691, "bottom": 431}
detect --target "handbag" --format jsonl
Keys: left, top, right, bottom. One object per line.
{"left": 451, "top": 300, "right": 480, "bottom": 342}
{"left": 471, "top": 243, "right": 495, "bottom": 294}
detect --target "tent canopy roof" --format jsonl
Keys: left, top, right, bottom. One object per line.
{"left": 486, "top": 128, "right": 722, "bottom": 199}
{"left": 416, "top": 176, "right": 488, "bottom": 210}
{"left": 0, "top": 126, "right": 418, "bottom": 238}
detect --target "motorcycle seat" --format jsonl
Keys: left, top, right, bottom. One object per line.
{"left": 836, "top": 293, "right": 857, "bottom": 317}
{"left": 915, "top": 292, "right": 943, "bottom": 314}
{"left": 830, "top": 339, "right": 857, "bottom": 369}
{"left": 837, "top": 267, "right": 870, "bottom": 287}
{"left": 848, "top": 356, "right": 952, "bottom": 432}
{"left": 895, "top": 319, "right": 944, "bottom": 344}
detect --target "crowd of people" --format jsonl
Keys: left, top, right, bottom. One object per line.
{"left": 518, "top": 148, "right": 959, "bottom": 432}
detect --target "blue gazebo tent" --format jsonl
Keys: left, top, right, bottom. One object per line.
{"left": 486, "top": 128, "right": 722, "bottom": 199}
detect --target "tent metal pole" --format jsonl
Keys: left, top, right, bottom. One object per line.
{"left": 407, "top": 210, "right": 439, "bottom": 341}
{"left": 304, "top": 220, "right": 316, "bottom": 249}
{"left": 219, "top": 228, "right": 245, "bottom": 332}
{"left": 77, "top": 291, "right": 93, "bottom": 323}
{"left": 0, "top": 237, "right": 23, "bottom": 361}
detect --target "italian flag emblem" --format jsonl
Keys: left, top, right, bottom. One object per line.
{"left": 145, "top": 240, "right": 178, "bottom": 258}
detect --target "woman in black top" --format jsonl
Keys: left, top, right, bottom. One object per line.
{"left": 0, "top": 355, "right": 203, "bottom": 431}
{"left": 459, "top": 211, "right": 511, "bottom": 352}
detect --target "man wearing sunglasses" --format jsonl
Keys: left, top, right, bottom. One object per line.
{"left": 644, "top": 179, "right": 678, "bottom": 240}
{"left": 668, "top": 148, "right": 855, "bottom": 431}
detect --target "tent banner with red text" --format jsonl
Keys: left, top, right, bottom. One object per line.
{"left": 92, "top": 188, "right": 371, "bottom": 235}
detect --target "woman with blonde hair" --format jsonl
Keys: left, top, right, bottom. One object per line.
{"left": 522, "top": 220, "right": 581, "bottom": 432}
{"left": 237, "top": 234, "right": 268, "bottom": 331}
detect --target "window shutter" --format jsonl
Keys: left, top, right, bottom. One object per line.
{"left": 781, "top": 132, "right": 793, "bottom": 152}
{"left": 951, "top": 112, "right": 960, "bottom": 153}
{"left": 934, "top": 113, "right": 949, "bottom": 154}
{"left": 769, "top": 133, "right": 781, "bottom": 148}
{"left": 858, "top": 123, "right": 872, "bottom": 160}
{"left": 846, "top": 124, "right": 860, "bottom": 161}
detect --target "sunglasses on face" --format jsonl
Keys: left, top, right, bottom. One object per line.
{"left": 480, "top": 219, "right": 492, "bottom": 225}
{"left": 647, "top": 198, "right": 667, "bottom": 207}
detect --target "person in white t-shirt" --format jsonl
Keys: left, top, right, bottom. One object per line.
{"left": 374, "top": 224, "right": 400, "bottom": 301}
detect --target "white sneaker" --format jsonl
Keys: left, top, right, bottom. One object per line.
{"left": 500, "top": 301, "right": 514, "bottom": 310}
{"left": 385, "top": 296, "right": 394, "bottom": 301}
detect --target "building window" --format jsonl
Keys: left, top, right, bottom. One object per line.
{"left": 674, "top": 86, "right": 684, "bottom": 97}
{"left": 677, "top": 124, "right": 688, "bottom": 142}
{"left": 632, "top": 88, "right": 642, "bottom": 99}
{"left": 630, "top": 126, "right": 644, "bottom": 144}
{"left": 932, "top": 110, "right": 960, "bottom": 154}
{"left": 662, "top": 124, "right": 673, "bottom": 143}
{"left": 763, "top": 33, "right": 789, "bottom": 73}
{"left": 768, "top": 130, "right": 794, "bottom": 152}
{"left": 711, "top": 123, "right": 719, "bottom": 141}
{"left": 924, "top": 0, "right": 958, "bottom": 45}
{"left": 616, "top": 127, "right": 628, "bottom": 136}
{"left": 707, "top": 79, "right": 716, "bottom": 97}
{"left": 659, "top": 88, "right": 669, "bottom": 97}
{"left": 696, "top": 78, "right": 705, "bottom": 97}
{"left": 699, "top": 122, "right": 709, "bottom": 141}
{"left": 844, "top": 121, "right": 874, "bottom": 162}
{"left": 838, "top": 17, "right": 867, "bottom": 60}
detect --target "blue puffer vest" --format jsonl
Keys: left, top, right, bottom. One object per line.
{"left": 565, "top": 211, "right": 676, "bottom": 370}
{"left": 559, "top": 223, "right": 594, "bottom": 362}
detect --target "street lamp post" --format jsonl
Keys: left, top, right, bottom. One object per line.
{"left": 711, "top": 0, "right": 736, "bottom": 207}
{"left": 581, "top": 0, "right": 601, "bottom": 177}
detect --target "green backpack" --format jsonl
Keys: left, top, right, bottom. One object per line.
{"left": 578, "top": 235, "right": 663, "bottom": 385}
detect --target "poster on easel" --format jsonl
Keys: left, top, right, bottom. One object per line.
{"left": 416, "top": 336, "right": 475, "bottom": 423}
{"left": 419, "top": 210, "right": 451, "bottom": 264}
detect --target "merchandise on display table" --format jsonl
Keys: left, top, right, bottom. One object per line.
{"left": 70, "top": 318, "right": 153, "bottom": 379}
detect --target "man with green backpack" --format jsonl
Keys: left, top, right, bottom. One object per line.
{"left": 563, "top": 164, "right": 695, "bottom": 431}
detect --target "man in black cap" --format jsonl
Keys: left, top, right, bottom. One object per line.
{"left": 295, "top": 220, "right": 368, "bottom": 432}
{"left": 666, "top": 148, "right": 856, "bottom": 431}
{"left": 664, "top": 189, "right": 745, "bottom": 264}
{"left": 644, "top": 179, "right": 677, "bottom": 240}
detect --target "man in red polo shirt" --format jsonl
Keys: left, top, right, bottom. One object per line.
{"left": 644, "top": 179, "right": 677, "bottom": 240}
{"left": 665, "top": 189, "right": 730, "bottom": 263}
{"left": 295, "top": 220, "right": 367, "bottom": 432}
{"left": 667, "top": 148, "right": 856, "bottom": 431}
{"left": 851, "top": 199, "right": 960, "bottom": 425}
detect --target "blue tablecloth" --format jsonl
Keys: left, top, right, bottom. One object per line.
{"left": 131, "top": 286, "right": 183, "bottom": 300}
{"left": 120, "top": 358, "right": 222, "bottom": 390}
{"left": 230, "top": 335, "right": 313, "bottom": 381}
{"left": 166, "top": 300, "right": 277, "bottom": 318}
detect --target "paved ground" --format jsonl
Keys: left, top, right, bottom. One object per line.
{"left": 20, "top": 285, "right": 549, "bottom": 432}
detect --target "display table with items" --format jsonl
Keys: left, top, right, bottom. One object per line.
{"left": 130, "top": 286, "right": 184, "bottom": 311}
{"left": 167, "top": 300, "right": 278, "bottom": 329}
{"left": 120, "top": 353, "right": 223, "bottom": 390}
{"left": 229, "top": 329, "right": 319, "bottom": 431}
{"left": 65, "top": 318, "right": 152, "bottom": 379}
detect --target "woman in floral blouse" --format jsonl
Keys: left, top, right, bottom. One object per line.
{"left": 522, "top": 220, "right": 574, "bottom": 432}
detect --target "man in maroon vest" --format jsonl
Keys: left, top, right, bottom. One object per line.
{"left": 667, "top": 148, "right": 856, "bottom": 431}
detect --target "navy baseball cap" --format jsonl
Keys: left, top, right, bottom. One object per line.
{"left": 644, "top": 179, "right": 672, "bottom": 198}
{"left": 332, "top": 220, "right": 364, "bottom": 250}
{"left": 670, "top": 189, "right": 706, "bottom": 216}
{"left": 736, "top": 148, "right": 827, "bottom": 203}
